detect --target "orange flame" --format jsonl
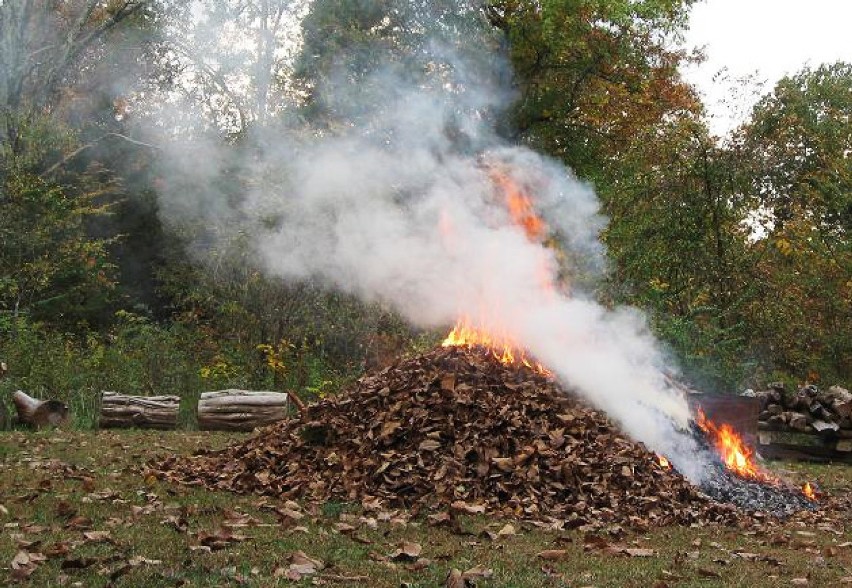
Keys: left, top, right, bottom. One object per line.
{"left": 442, "top": 318, "right": 551, "bottom": 375}
{"left": 656, "top": 455, "right": 671, "bottom": 469}
{"left": 439, "top": 165, "right": 554, "bottom": 376}
{"left": 490, "top": 170, "right": 547, "bottom": 242}
{"left": 695, "top": 407, "right": 778, "bottom": 484}
{"left": 802, "top": 481, "right": 816, "bottom": 501}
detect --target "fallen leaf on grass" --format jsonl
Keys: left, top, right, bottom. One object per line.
{"left": 790, "top": 579, "right": 809, "bottom": 586}
{"left": 537, "top": 550, "right": 568, "bottom": 561}
{"left": 621, "top": 548, "right": 656, "bottom": 558}
{"left": 11, "top": 550, "right": 47, "bottom": 581}
{"left": 43, "top": 542, "right": 71, "bottom": 558}
{"left": 82, "top": 530, "right": 113, "bottom": 544}
{"left": 496, "top": 523, "right": 516, "bottom": 537}
{"left": 463, "top": 566, "right": 493, "bottom": 579}
{"left": 55, "top": 500, "right": 77, "bottom": 519}
{"left": 406, "top": 557, "right": 432, "bottom": 572}
{"left": 446, "top": 569, "right": 464, "bottom": 588}
{"left": 451, "top": 501, "right": 485, "bottom": 515}
{"left": 161, "top": 514, "right": 189, "bottom": 533}
{"left": 197, "top": 528, "right": 250, "bottom": 551}
{"left": 128, "top": 556, "right": 162, "bottom": 566}
{"left": 64, "top": 515, "right": 92, "bottom": 530}
{"left": 697, "top": 568, "right": 721, "bottom": 578}
{"left": 389, "top": 541, "right": 422, "bottom": 562}
{"left": 0, "top": 504, "right": 9, "bottom": 516}
{"left": 274, "top": 551, "right": 325, "bottom": 581}
{"left": 60, "top": 556, "right": 98, "bottom": 570}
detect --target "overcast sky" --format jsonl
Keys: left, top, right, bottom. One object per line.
{"left": 681, "top": 0, "right": 852, "bottom": 136}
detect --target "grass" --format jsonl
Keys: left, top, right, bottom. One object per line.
{"left": 1, "top": 429, "right": 850, "bottom": 587}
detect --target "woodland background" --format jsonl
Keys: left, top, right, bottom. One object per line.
{"left": 1, "top": 0, "right": 849, "bottom": 426}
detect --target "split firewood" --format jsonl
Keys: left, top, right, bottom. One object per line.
{"left": 12, "top": 390, "right": 68, "bottom": 428}
{"left": 787, "top": 412, "right": 813, "bottom": 432}
{"left": 827, "top": 386, "right": 852, "bottom": 420}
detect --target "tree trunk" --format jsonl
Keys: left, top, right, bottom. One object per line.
{"left": 99, "top": 391, "right": 180, "bottom": 429}
{"left": 197, "top": 390, "right": 289, "bottom": 431}
{"left": 12, "top": 390, "right": 68, "bottom": 428}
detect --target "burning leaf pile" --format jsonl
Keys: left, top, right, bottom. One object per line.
{"left": 154, "top": 347, "right": 832, "bottom": 529}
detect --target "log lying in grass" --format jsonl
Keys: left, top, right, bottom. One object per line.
{"left": 99, "top": 391, "right": 180, "bottom": 429}
{"left": 197, "top": 390, "right": 289, "bottom": 431}
{"left": 12, "top": 390, "right": 68, "bottom": 428}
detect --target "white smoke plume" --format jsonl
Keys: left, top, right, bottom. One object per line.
{"left": 146, "top": 4, "right": 708, "bottom": 481}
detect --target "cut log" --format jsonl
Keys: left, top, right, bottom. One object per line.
{"left": 827, "top": 385, "right": 852, "bottom": 419}
{"left": 787, "top": 411, "right": 813, "bottom": 432}
{"left": 99, "top": 392, "right": 180, "bottom": 429}
{"left": 197, "top": 390, "right": 289, "bottom": 431}
{"left": 12, "top": 390, "right": 68, "bottom": 428}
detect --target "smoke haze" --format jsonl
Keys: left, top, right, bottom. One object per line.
{"left": 145, "top": 3, "right": 708, "bottom": 481}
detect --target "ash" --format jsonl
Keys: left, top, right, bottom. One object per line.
{"left": 697, "top": 459, "right": 816, "bottom": 517}
{"left": 689, "top": 426, "right": 817, "bottom": 517}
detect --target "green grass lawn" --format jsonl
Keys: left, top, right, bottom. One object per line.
{"left": 1, "top": 429, "right": 850, "bottom": 587}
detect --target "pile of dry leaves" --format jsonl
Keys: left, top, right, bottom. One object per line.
{"left": 153, "top": 347, "right": 831, "bottom": 529}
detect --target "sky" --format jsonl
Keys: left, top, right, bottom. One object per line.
{"left": 682, "top": 0, "right": 852, "bottom": 136}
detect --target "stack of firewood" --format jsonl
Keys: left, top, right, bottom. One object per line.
{"left": 757, "top": 383, "right": 852, "bottom": 434}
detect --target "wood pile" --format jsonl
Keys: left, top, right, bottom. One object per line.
{"left": 154, "top": 347, "right": 772, "bottom": 529}
{"left": 197, "top": 390, "right": 290, "bottom": 431}
{"left": 756, "top": 383, "right": 852, "bottom": 462}
{"left": 99, "top": 391, "right": 180, "bottom": 429}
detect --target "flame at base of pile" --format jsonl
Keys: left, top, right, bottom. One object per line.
{"left": 654, "top": 406, "right": 818, "bottom": 512}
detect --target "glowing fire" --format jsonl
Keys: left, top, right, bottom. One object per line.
{"left": 490, "top": 170, "right": 547, "bottom": 242}
{"left": 656, "top": 454, "right": 671, "bottom": 469}
{"left": 438, "top": 165, "right": 554, "bottom": 375}
{"left": 695, "top": 407, "right": 777, "bottom": 484}
{"left": 442, "top": 318, "right": 551, "bottom": 375}
{"left": 802, "top": 481, "right": 816, "bottom": 501}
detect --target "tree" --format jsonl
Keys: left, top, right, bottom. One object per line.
{"left": 483, "top": 0, "right": 699, "bottom": 182}
{"left": 733, "top": 62, "right": 852, "bottom": 381}
{"left": 0, "top": 0, "right": 152, "bottom": 155}
{"left": 0, "top": 172, "right": 115, "bottom": 327}
{"left": 147, "top": 0, "right": 308, "bottom": 135}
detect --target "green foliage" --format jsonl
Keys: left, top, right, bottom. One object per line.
{"left": 0, "top": 171, "right": 116, "bottom": 327}
{"left": 732, "top": 62, "right": 852, "bottom": 383}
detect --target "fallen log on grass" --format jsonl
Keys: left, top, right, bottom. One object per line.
{"left": 12, "top": 390, "right": 68, "bottom": 428}
{"left": 99, "top": 391, "right": 180, "bottom": 429}
{"left": 197, "top": 390, "right": 289, "bottom": 431}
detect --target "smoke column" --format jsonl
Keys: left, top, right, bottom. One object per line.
{"left": 149, "top": 4, "right": 708, "bottom": 481}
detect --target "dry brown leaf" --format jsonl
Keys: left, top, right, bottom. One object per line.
{"left": 445, "top": 568, "right": 464, "bottom": 588}
{"left": 82, "top": 530, "right": 112, "bottom": 544}
{"left": 697, "top": 568, "right": 721, "bottom": 578}
{"left": 622, "top": 548, "right": 656, "bottom": 558}
{"left": 463, "top": 566, "right": 494, "bottom": 579}
{"left": 537, "top": 550, "right": 568, "bottom": 560}
{"left": 389, "top": 541, "right": 422, "bottom": 561}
